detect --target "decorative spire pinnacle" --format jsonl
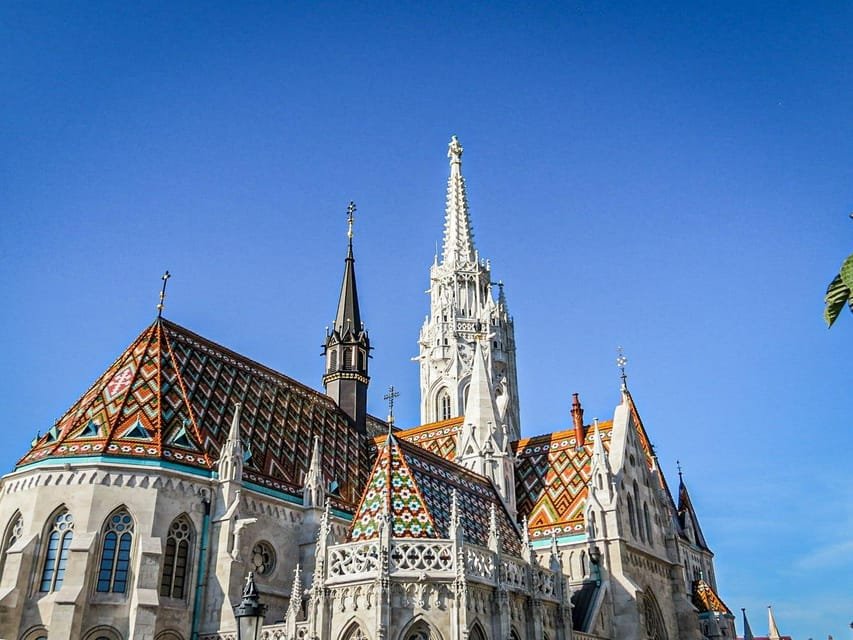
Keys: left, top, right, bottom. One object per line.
{"left": 767, "top": 605, "right": 781, "bottom": 640}
{"left": 616, "top": 346, "right": 628, "bottom": 389}
{"left": 487, "top": 502, "right": 500, "bottom": 551}
{"left": 741, "top": 609, "right": 755, "bottom": 640}
{"left": 217, "top": 403, "right": 244, "bottom": 482}
{"left": 442, "top": 136, "right": 476, "bottom": 266}
{"left": 286, "top": 564, "right": 303, "bottom": 623}
{"left": 303, "top": 436, "right": 325, "bottom": 507}
{"left": 676, "top": 459, "right": 683, "bottom": 483}
{"left": 157, "top": 270, "right": 171, "bottom": 318}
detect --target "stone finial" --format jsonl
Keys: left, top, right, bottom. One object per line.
{"left": 303, "top": 436, "right": 325, "bottom": 508}
{"left": 448, "top": 135, "right": 464, "bottom": 165}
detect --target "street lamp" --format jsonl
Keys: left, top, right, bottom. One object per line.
{"left": 234, "top": 572, "right": 267, "bottom": 640}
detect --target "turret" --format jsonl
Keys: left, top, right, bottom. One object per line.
{"left": 323, "top": 202, "right": 370, "bottom": 433}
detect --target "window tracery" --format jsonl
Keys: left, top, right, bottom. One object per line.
{"left": 39, "top": 509, "right": 73, "bottom": 592}
{"left": 96, "top": 509, "right": 134, "bottom": 593}
{"left": 160, "top": 516, "right": 193, "bottom": 599}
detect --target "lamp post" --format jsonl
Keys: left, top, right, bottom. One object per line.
{"left": 234, "top": 572, "right": 267, "bottom": 640}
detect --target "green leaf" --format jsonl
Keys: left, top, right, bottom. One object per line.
{"left": 840, "top": 253, "right": 853, "bottom": 290}
{"left": 824, "top": 273, "right": 851, "bottom": 327}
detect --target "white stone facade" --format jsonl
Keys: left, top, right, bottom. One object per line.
{"left": 416, "top": 137, "right": 521, "bottom": 441}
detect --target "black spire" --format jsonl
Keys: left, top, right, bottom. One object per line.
{"left": 334, "top": 202, "right": 361, "bottom": 335}
{"left": 323, "top": 202, "right": 370, "bottom": 434}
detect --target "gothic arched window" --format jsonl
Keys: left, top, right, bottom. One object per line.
{"left": 39, "top": 509, "right": 74, "bottom": 592}
{"left": 642, "top": 589, "right": 669, "bottom": 640}
{"left": 643, "top": 503, "right": 653, "bottom": 547}
{"left": 634, "top": 482, "right": 645, "bottom": 541}
{"left": 96, "top": 508, "right": 134, "bottom": 593}
{"left": 340, "top": 623, "right": 368, "bottom": 640}
{"left": 469, "top": 625, "right": 487, "bottom": 640}
{"left": 329, "top": 350, "right": 337, "bottom": 372}
{"left": 0, "top": 511, "right": 22, "bottom": 578}
{"left": 437, "top": 388, "right": 452, "bottom": 421}
{"left": 160, "top": 515, "right": 194, "bottom": 599}
{"left": 343, "top": 347, "right": 353, "bottom": 370}
{"left": 627, "top": 494, "right": 637, "bottom": 537}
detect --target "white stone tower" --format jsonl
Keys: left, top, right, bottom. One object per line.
{"left": 416, "top": 136, "right": 521, "bottom": 440}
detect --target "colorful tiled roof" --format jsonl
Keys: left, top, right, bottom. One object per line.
{"left": 396, "top": 417, "right": 463, "bottom": 461}
{"left": 351, "top": 436, "right": 522, "bottom": 555}
{"left": 514, "top": 422, "right": 613, "bottom": 540}
{"left": 19, "top": 318, "right": 372, "bottom": 507}
{"left": 396, "top": 391, "right": 678, "bottom": 542}
{"left": 350, "top": 438, "right": 437, "bottom": 540}
{"left": 692, "top": 578, "right": 731, "bottom": 615}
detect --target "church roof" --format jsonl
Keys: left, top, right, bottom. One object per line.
{"left": 396, "top": 417, "right": 464, "bottom": 460}
{"left": 19, "top": 318, "right": 372, "bottom": 508}
{"left": 514, "top": 421, "right": 614, "bottom": 540}
{"left": 350, "top": 436, "right": 522, "bottom": 555}
{"left": 692, "top": 578, "right": 732, "bottom": 615}
{"left": 678, "top": 477, "right": 710, "bottom": 550}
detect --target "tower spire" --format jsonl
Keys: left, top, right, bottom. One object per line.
{"left": 323, "top": 202, "right": 370, "bottom": 433}
{"left": 335, "top": 201, "right": 361, "bottom": 334}
{"left": 442, "top": 136, "right": 476, "bottom": 265}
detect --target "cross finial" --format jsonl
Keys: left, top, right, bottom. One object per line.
{"left": 676, "top": 459, "right": 683, "bottom": 481}
{"left": 346, "top": 201, "right": 356, "bottom": 242}
{"left": 384, "top": 385, "right": 400, "bottom": 429}
{"left": 616, "top": 346, "right": 628, "bottom": 388}
{"left": 157, "top": 271, "right": 171, "bottom": 318}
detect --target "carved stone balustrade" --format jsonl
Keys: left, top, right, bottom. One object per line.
{"left": 390, "top": 540, "right": 455, "bottom": 575}
{"left": 327, "top": 540, "right": 382, "bottom": 581}
{"left": 500, "top": 556, "right": 528, "bottom": 590}
{"left": 463, "top": 544, "right": 497, "bottom": 583}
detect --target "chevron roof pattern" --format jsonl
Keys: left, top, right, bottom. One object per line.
{"left": 19, "top": 319, "right": 372, "bottom": 507}
{"left": 351, "top": 436, "right": 521, "bottom": 555}
{"left": 692, "top": 578, "right": 732, "bottom": 615}
{"left": 396, "top": 417, "right": 463, "bottom": 461}
{"left": 514, "top": 421, "right": 614, "bottom": 539}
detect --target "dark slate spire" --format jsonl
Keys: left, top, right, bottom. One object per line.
{"left": 334, "top": 202, "right": 362, "bottom": 335}
{"left": 323, "top": 202, "right": 370, "bottom": 433}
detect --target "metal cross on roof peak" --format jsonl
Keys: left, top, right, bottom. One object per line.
{"left": 384, "top": 385, "right": 400, "bottom": 432}
{"left": 616, "top": 346, "right": 628, "bottom": 387}
{"left": 157, "top": 270, "right": 171, "bottom": 318}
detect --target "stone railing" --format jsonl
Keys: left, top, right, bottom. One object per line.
{"left": 463, "top": 545, "right": 496, "bottom": 582}
{"left": 328, "top": 540, "right": 382, "bottom": 579}
{"left": 390, "top": 540, "right": 455, "bottom": 573}
{"left": 501, "top": 556, "right": 528, "bottom": 590}
{"left": 573, "top": 633, "right": 607, "bottom": 640}
{"left": 532, "top": 566, "right": 557, "bottom": 600}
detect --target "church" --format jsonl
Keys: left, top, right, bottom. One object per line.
{"left": 0, "top": 137, "right": 735, "bottom": 640}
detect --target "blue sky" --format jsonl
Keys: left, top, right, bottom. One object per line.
{"left": 2, "top": 2, "right": 851, "bottom": 637}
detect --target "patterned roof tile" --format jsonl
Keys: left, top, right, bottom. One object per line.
{"left": 20, "top": 319, "right": 372, "bottom": 508}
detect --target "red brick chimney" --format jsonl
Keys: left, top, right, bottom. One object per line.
{"left": 571, "top": 393, "right": 585, "bottom": 448}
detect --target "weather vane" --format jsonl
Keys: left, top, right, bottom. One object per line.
{"left": 347, "top": 201, "right": 356, "bottom": 241}
{"left": 157, "top": 271, "right": 171, "bottom": 318}
{"left": 616, "top": 346, "right": 628, "bottom": 387}
{"left": 676, "top": 459, "right": 683, "bottom": 481}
